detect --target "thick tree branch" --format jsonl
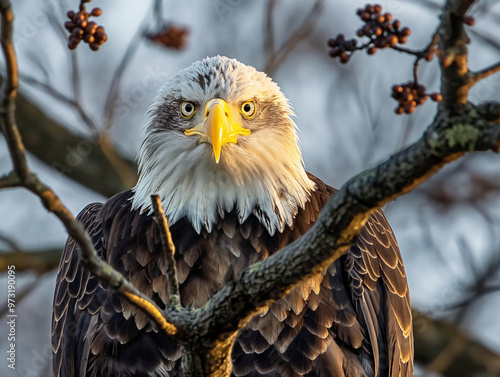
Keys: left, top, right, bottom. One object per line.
{"left": 437, "top": 0, "right": 477, "bottom": 108}
{"left": 3, "top": 90, "right": 137, "bottom": 196}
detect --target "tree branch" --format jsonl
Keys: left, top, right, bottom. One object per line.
{"left": 468, "top": 60, "right": 500, "bottom": 83}
{"left": 0, "top": 0, "right": 176, "bottom": 339}
{"left": 437, "top": 0, "right": 477, "bottom": 108}
{"left": 264, "top": 0, "right": 324, "bottom": 74}
{"left": 0, "top": 0, "right": 26, "bottom": 180}
{"left": 151, "top": 195, "right": 181, "bottom": 307}
{"left": 0, "top": 88, "right": 137, "bottom": 196}
{"left": 102, "top": 24, "right": 144, "bottom": 132}
{"left": 414, "top": 311, "right": 500, "bottom": 376}
{"left": 0, "top": 247, "right": 62, "bottom": 273}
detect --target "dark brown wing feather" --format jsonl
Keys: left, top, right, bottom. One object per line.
{"left": 52, "top": 203, "right": 103, "bottom": 377}
{"left": 52, "top": 173, "right": 412, "bottom": 377}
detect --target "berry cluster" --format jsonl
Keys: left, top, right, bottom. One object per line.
{"left": 356, "top": 4, "right": 411, "bottom": 54}
{"left": 328, "top": 4, "right": 412, "bottom": 63}
{"left": 392, "top": 82, "right": 442, "bottom": 114}
{"left": 145, "top": 25, "right": 189, "bottom": 50}
{"left": 327, "top": 34, "right": 358, "bottom": 63}
{"left": 65, "top": 0, "right": 107, "bottom": 51}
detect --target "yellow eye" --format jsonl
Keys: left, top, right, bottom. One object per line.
{"left": 180, "top": 101, "right": 196, "bottom": 119}
{"left": 240, "top": 100, "right": 256, "bottom": 118}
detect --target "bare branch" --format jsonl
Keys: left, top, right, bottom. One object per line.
{"left": 437, "top": 0, "right": 477, "bottom": 108}
{"left": 0, "top": 0, "right": 27, "bottom": 180}
{"left": 0, "top": 247, "right": 62, "bottom": 273}
{"left": 122, "top": 292, "right": 177, "bottom": 336}
{"left": 151, "top": 194, "right": 181, "bottom": 307}
{"left": 102, "top": 26, "right": 144, "bottom": 132}
{"left": 264, "top": 0, "right": 277, "bottom": 68}
{"left": 468, "top": 61, "right": 500, "bottom": 83}
{"left": 425, "top": 331, "right": 468, "bottom": 374}
{"left": 98, "top": 136, "right": 138, "bottom": 188}
{"left": 0, "top": 0, "right": 175, "bottom": 339}
{"left": 265, "top": 0, "right": 324, "bottom": 74}
{"left": 0, "top": 172, "right": 18, "bottom": 188}
{"left": 470, "top": 27, "right": 500, "bottom": 51}
{"left": 0, "top": 231, "right": 21, "bottom": 253}
{"left": 20, "top": 72, "right": 101, "bottom": 134}
{"left": 414, "top": 310, "right": 500, "bottom": 376}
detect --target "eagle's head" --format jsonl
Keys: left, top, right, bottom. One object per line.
{"left": 132, "top": 56, "right": 316, "bottom": 234}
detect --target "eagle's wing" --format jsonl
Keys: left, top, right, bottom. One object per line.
{"left": 52, "top": 202, "right": 105, "bottom": 377}
{"left": 354, "top": 209, "right": 413, "bottom": 376}
{"left": 232, "top": 174, "right": 413, "bottom": 377}
{"left": 51, "top": 194, "right": 181, "bottom": 377}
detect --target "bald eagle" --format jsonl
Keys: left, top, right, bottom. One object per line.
{"left": 52, "top": 56, "right": 413, "bottom": 377}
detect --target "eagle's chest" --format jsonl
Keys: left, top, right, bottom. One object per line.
{"left": 168, "top": 213, "right": 281, "bottom": 308}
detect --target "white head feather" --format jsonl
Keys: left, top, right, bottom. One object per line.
{"left": 132, "top": 56, "right": 316, "bottom": 235}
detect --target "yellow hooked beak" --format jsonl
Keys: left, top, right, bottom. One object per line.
{"left": 184, "top": 99, "right": 251, "bottom": 163}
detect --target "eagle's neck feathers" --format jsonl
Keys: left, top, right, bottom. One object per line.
{"left": 131, "top": 130, "right": 315, "bottom": 235}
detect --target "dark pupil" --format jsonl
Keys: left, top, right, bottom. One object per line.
{"left": 244, "top": 104, "right": 252, "bottom": 112}
{"left": 185, "top": 103, "right": 193, "bottom": 113}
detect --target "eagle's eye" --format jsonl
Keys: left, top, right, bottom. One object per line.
{"left": 180, "top": 101, "right": 196, "bottom": 119}
{"left": 240, "top": 100, "right": 256, "bottom": 118}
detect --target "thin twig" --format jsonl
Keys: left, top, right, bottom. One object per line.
{"left": 151, "top": 195, "right": 181, "bottom": 307}
{"left": 415, "top": 31, "right": 439, "bottom": 83}
{"left": 20, "top": 73, "right": 100, "bottom": 132}
{"left": 265, "top": 0, "right": 324, "bottom": 74}
{"left": 0, "top": 232, "right": 21, "bottom": 253}
{"left": 264, "top": 0, "right": 277, "bottom": 68}
{"left": 1, "top": 0, "right": 500, "bottom": 374}
{"left": 153, "top": 0, "right": 164, "bottom": 29}
{"left": 23, "top": 13, "right": 136, "bottom": 189}
{"left": 468, "top": 61, "right": 500, "bottom": 83}
{"left": 470, "top": 28, "right": 500, "bottom": 51}
{"left": 20, "top": 74, "right": 79, "bottom": 108}
{"left": 102, "top": 21, "right": 148, "bottom": 132}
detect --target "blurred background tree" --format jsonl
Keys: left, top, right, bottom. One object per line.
{"left": 1, "top": 0, "right": 500, "bottom": 376}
